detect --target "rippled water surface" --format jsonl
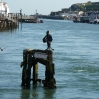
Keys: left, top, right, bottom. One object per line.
{"left": 0, "top": 19, "right": 99, "bottom": 99}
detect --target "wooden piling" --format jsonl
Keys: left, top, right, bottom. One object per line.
{"left": 33, "top": 60, "right": 38, "bottom": 85}
{"left": 21, "top": 49, "right": 28, "bottom": 87}
{"left": 20, "top": 49, "right": 56, "bottom": 89}
{"left": 44, "top": 50, "right": 56, "bottom": 88}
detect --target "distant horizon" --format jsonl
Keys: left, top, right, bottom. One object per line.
{"left": 2, "top": 0, "right": 98, "bottom": 15}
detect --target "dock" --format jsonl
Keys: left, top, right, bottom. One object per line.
{"left": 20, "top": 49, "right": 56, "bottom": 89}
{"left": 0, "top": 13, "right": 20, "bottom": 30}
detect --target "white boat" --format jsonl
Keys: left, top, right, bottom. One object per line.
{"left": 93, "top": 18, "right": 99, "bottom": 24}
{"left": 0, "top": 0, "right": 10, "bottom": 17}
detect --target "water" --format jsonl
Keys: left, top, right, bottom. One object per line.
{"left": 0, "top": 19, "right": 99, "bottom": 99}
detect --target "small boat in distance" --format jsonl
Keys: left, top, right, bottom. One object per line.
{"left": 19, "top": 18, "right": 43, "bottom": 23}
{"left": 73, "top": 16, "right": 90, "bottom": 23}
{"left": 73, "top": 16, "right": 80, "bottom": 23}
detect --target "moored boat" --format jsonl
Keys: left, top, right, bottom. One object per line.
{"left": 93, "top": 18, "right": 99, "bottom": 24}
{"left": 73, "top": 16, "right": 80, "bottom": 23}
{"left": 18, "top": 18, "right": 43, "bottom": 23}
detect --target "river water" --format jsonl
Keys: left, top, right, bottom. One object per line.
{"left": 0, "top": 19, "right": 99, "bottom": 99}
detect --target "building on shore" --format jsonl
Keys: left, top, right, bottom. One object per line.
{"left": 42, "top": 1, "right": 99, "bottom": 21}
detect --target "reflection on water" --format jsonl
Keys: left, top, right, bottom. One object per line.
{"left": 0, "top": 28, "right": 17, "bottom": 33}
{"left": 20, "top": 86, "right": 56, "bottom": 99}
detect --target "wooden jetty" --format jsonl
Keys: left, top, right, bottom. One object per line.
{"left": 18, "top": 15, "right": 43, "bottom": 23}
{"left": 20, "top": 49, "right": 56, "bottom": 89}
{"left": 0, "top": 13, "right": 20, "bottom": 30}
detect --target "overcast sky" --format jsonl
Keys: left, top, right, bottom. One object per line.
{"left": 3, "top": 0, "right": 98, "bottom": 15}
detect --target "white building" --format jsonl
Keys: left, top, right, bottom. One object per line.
{"left": 0, "top": 0, "right": 10, "bottom": 17}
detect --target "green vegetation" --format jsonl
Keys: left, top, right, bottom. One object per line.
{"left": 49, "top": 1, "right": 99, "bottom": 16}
{"left": 76, "top": 2, "right": 99, "bottom": 11}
